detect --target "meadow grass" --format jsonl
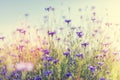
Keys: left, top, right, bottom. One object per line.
{"left": 0, "top": 6, "right": 120, "bottom": 80}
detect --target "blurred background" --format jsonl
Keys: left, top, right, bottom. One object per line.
{"left": 0, "top": 0, "right": 120, "bottom": 36}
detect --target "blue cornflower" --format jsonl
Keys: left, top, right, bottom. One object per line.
{"left": 75, "top": 53, "right": 84, "bottom": 58}
{"left": 98, "top": 62, "right": 104, "bottom": 66}
{"left": 45, "top": 6, "right": 54, "bottom": 11}
{"left": 34, "top": 75, "right": 42, "bottom": 80}
{"left": 65, "top": 19, "right": 71, "bottom": 24}
{"left": 100, "top": 78, "right": 105, "bottom": 80}
{"left": 76, "top": 32, "right": 83, "bottom": 38}
{"left": 45, "top": 7, "right": 50, "bottom": 11}
{"left": 48, "top": 31, "right": 56, "bottom": 37}
{"left": 63, "top": 51, "right": 70, "bottom": 57}
{"left": 53, "top": 59, "right": 59, "bottom": 64}
{"left": 1, "top": 66, "right": 7, "bottom": 76}
{"left": 65, "top": 72, "right": 72, "bottom": 78}
{"left": 9, "top": 71, "right": 22, "bottom": 79}
{"left": 42, "top": 55, "right": 54, "bottom": 62}
{"left": 42, "top": 49, "right": 49, "bottom": 55}
{"left": 44, "top": 70, "right": 53, "bottom": 77}
{"left": 42, "top": 55, "right": 48, "bottom": 61}
{"left": 88, "top": 65, "right": 96, "bottom": 72}
{"left": 47, "top": 56, "right": 54, "bottom": 62}
{"left": 44, "top": 63, "right": 50, "bottom": 67}
{"left": 81, "top": 42, "right": 89, "bottom": 48}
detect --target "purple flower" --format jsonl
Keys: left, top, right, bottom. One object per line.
{"left": 44, "top": 63, "right": 50, "bottom": 67}
{"left": 34, "top": 75, "right": 42, "bottom": 80}
{"left": 0, "top": 78, "right": 2, "bottom": 80}
{"left": 44, "top": 70, "right": 53, "bottom": 76}
{"left": 0, "top": 60, "right": 2, "bottom": 63}
{"left": 47, "top": 56, "right": 54, "bottom": 62}
{"left": 65, "top": 19, "right": 71, "bottom": 24}
{"left": 88, "top": 65, "right": 96, "bottom": 72}
{"left": 42, "top": 55, "right": 54, "bottom": 62}
{"left": 65, "top": 72, "right": 72, "bottom": 78}
{"left": 45, "top": 7, "right": 50, "bottom": 11}
{"left": 1, "top": 66, "right": 7, "bottom": 76}
{"left": 48, "top": 31, "right": 56, "bottom": 37}
{"left": 75, "top": 53, "right": 84, "bottom": 58}
{"left": 42, "top": 49, "right": 49, "bottom": 55}
{"left": 98, "top": 62, "right": 104, "bottom": 66}
{"left": 56, "top": 38, "right": 60, "bottom": 41}
{"left": 0, "top": 36, "right": 5, "bottom": 41}
{"left": 45, "top": 6, "right": 54, "bottom": 11}
{"left": 81, "top": 42, "right": 89, "bottom": 48}
{"left": 101, "top": 50, "right": 108, "bottom": 53}
{"left": 53, "top": 59, "right": 59, "bottom": 64}
{"left": 63, "top": 51, "right": 70, "bottom": 57}
{"left": 9, "top": 71, "right": 22, "bottom": 79}
{"left": 76, "top": 32, "right": 83, "bottom": 38}
{"left": 100, "top": 78, "right": 105, "bottom": 80}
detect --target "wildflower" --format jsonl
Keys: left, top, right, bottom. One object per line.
{"left": 53, "top": 59, "right": 59, "bottom": 64}
{"left": 45, "top": 7, "right": 50, "bottom": 11}
{"left": 75, "top": 53, "right": 84, "bottom": 58}
{"left": 56, "top": 38, "right": 60, "bottom": 41}
{"left": 20, "top": 30, "right": 26, "bottom": 34}
{"left": 100, "top": 78, "right": 105, "bottom": 80}
{"left": 65, "top": 19, "right": 71, "bottom": 24}
{"left": 44, "top": 70, "right": 53, "bottom": 77}
{"left": 48, "top": 31, "right": 56, "bottom": 37}
{"left": 0, "top": 60, "right": 2, "bottom": 63}
{"left": 34, "top": 75, "right": 42, "bottom": 80}
{"left": 81, "top": 42, "right": 89, "bottom": 48}
{"left": 98, "top": 62, "right": 104, "bottom": 66}
{"left": 76, "top": 32, "right": 83, "bottom": 38}
{"left": 63, "top": 51, "right": 70, "bottom": 57}
{"left": 0, "top": 36, "right": 5, "bottom": 41}
{"left": 65, "top": 72, "right": 72, "bottom": 78}
{"left": 88, "top": 65, "right": 96, "bottom": 72}
{"left": 101, "top": 49, "right": 108, "bottom": 53}
{"left": 42, "top": 49, "right": 49, "bottom": 55}
{"left": 1, "top": 66, "right": 7, "bottom": 76}
{"left": 9, "top": 70, "right": 22, "bottom": 79}
{"left": 16, "top": 28, "right": 26, "bottom": 34}
{"left": 44, "top": 63, "right": 50, "bottom": 67}
{"left": 45, "top": 6, "right": 54, "bottom": 11}
{"left": 47, "top": 56, "right": 54, "bottom": 62}
{"left": 0, "top": 78, "right": 2, "bottom": 80}
{"left": 16, "top": 28, "right": 22, "bottom": 32}
{"left": 17, "top": 45, "right": 24, "bottom": 51}
{"left": 93, "top": 12, "right": 96, "bottom": 16}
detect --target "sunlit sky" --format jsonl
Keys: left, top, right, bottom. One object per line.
{"left": 0, "top": 0, "right": 120, "bottom": 35}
